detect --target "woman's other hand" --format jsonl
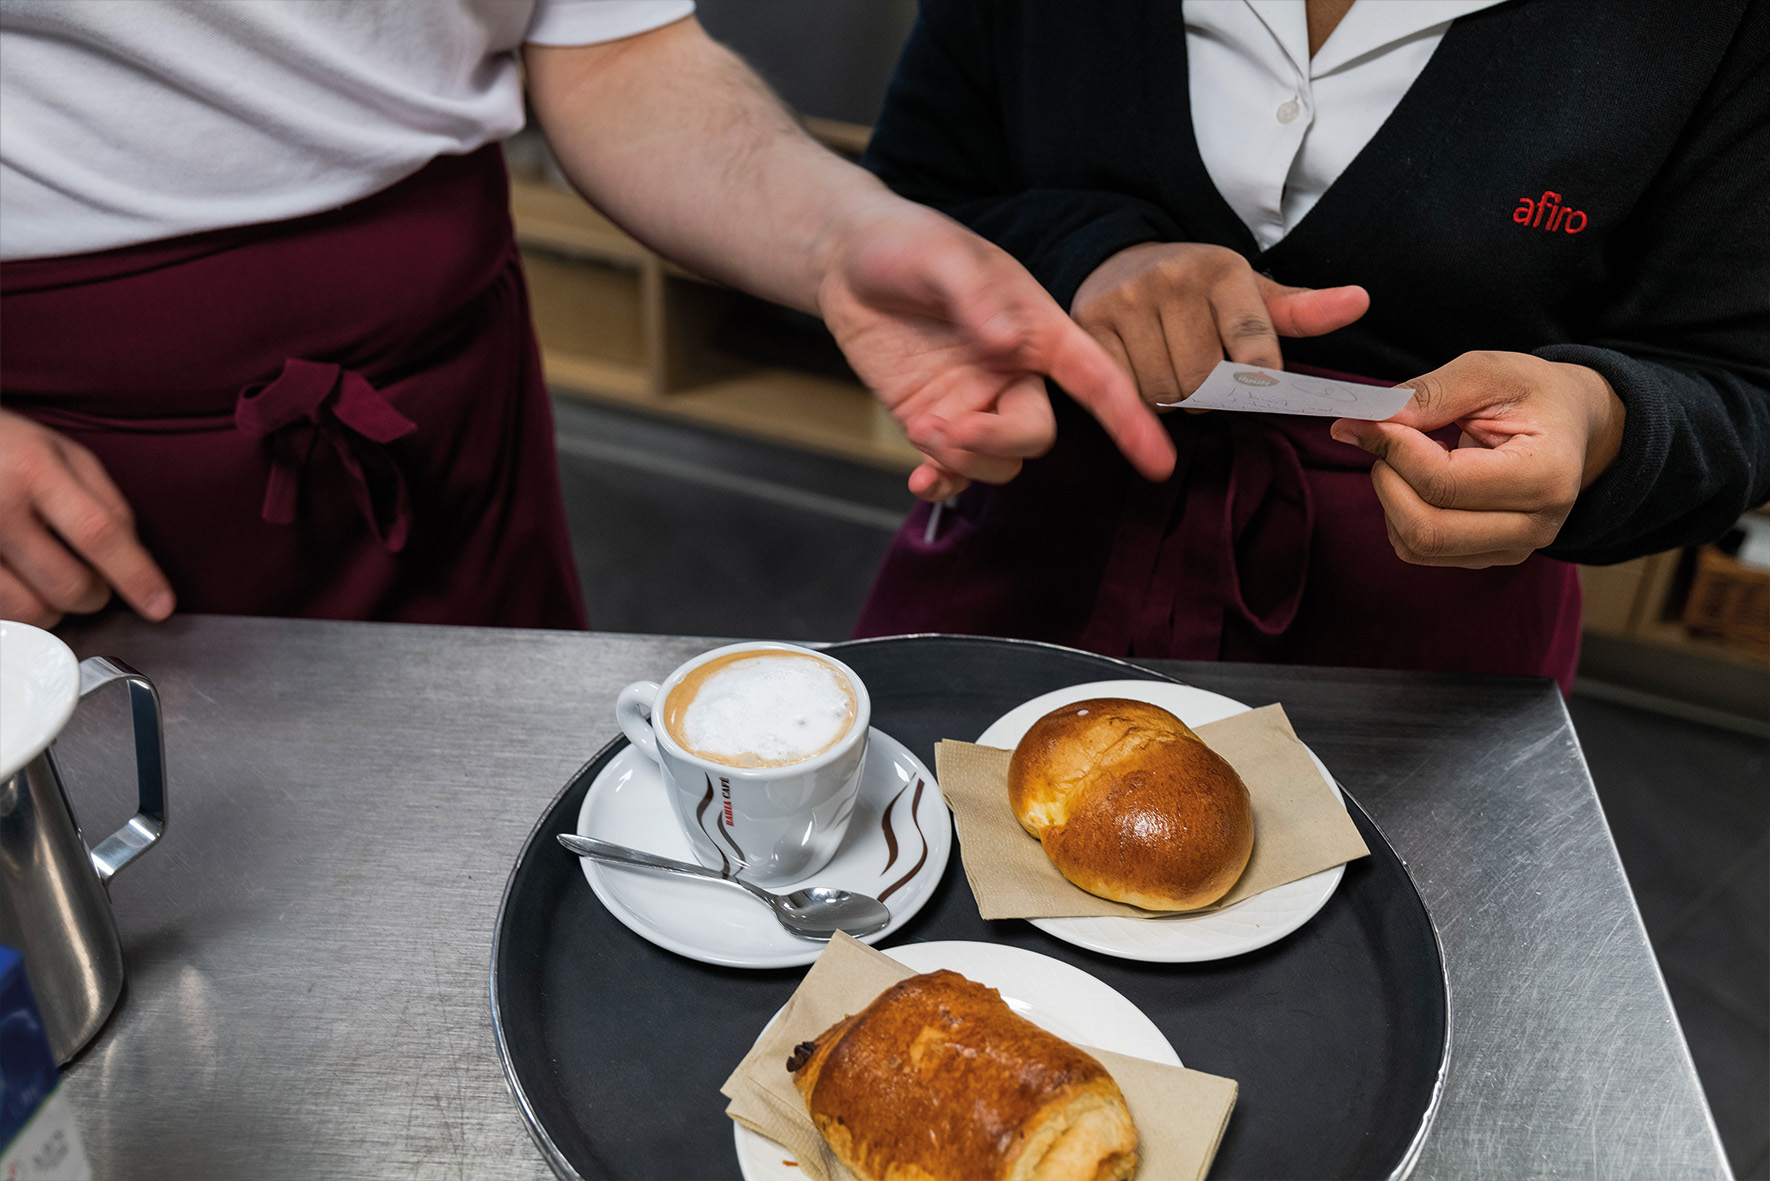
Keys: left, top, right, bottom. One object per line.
{"left": 1330, "top": 352, "right": 1627, "bottom": 567}
{"left": 0, "top": 409, "right": 174, "bottom": 627}
{"left": 1071, "top": 242, "right": 1369, "bottom": 405}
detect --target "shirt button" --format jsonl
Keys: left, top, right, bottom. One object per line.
{"left": 1276, "top": 98, "right": 1302, "bottom": 124}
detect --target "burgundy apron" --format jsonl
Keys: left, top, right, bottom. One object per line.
{"left": 1, "top": 146, "right": 586, "bottom": 629}
{"left": 855, "top": 369, "right": 1581, "bottom": 692}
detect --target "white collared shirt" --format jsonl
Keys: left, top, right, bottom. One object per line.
{"left": 1184, "top": 0, "right": 1505, "bottom": 250}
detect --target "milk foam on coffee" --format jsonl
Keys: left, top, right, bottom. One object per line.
{"left": 665, "top": 652, "right": 856, "bottom": 768}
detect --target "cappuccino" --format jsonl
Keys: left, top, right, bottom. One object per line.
{"left": 663, "top": 651, "right": 858, "bottom": 768}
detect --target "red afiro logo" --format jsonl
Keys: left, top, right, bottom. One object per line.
{"left": 1513, "top": 190, "right": 1586, "bottom": 234}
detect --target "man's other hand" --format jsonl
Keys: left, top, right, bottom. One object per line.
{"left": 0, "top": 410, "right": 173, "bottom": 627}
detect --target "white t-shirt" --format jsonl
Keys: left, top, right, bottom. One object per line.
{"left": 0, "top": 0, "right": 693, "bottom": 260}
{"left": 1184, "top": 0, "right": 1503, "bottom": 251}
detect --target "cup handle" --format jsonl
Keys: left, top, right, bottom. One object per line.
{"left": 76, "top": 657, "right": 168, "bottom": 885}
{"left": 615, "top": 681, "right": 664, "bottom": 765}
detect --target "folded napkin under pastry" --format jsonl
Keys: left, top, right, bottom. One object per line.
{"left": 721, "top": 932, "right": 1238, "bottom": 1181}
{"left": 935, "top": 703, "right": 1370, "bottom": 920}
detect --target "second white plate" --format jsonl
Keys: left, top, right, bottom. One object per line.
{"left": 733, "top": 939, "right": 1180, "bottom": 1181}
{"left": 976, "top": 679, "right": 1347, "bottom": 962}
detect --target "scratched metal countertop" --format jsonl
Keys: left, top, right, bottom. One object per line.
{"left": 49, "top": 614, "right": 1727, "bottom": 1179}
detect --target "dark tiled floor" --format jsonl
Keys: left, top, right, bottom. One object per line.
{"left": 553, "top": 395, "right": 1770, "bottom": 1177}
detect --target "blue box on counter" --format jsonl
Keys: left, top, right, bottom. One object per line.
{"left": 1, "top": 946, "right": 90, "bottom": 1181}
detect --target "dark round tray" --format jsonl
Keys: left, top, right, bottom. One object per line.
{"left": 492, "top": 636, "right": 1449, "bottom": 1180}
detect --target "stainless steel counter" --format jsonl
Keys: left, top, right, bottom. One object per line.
{"left": 49, "top": 614, "right": 1727, "bottom": 1179}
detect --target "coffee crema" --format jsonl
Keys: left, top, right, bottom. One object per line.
{"left": 663, "top": 651, "right": 858, "bottom": 768}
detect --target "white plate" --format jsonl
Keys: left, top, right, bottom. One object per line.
{"left": 574, "top": 728, "right": 950, "bottom": 969}
{"left": 976, "top": 680, "right": 1347, "bottom": 963}
{"left": 733, "top": 940, "right": 1180, "bottom": 1181}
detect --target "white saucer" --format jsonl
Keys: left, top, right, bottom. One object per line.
{"left": 574, "top": 728, "right": 951, "bottom": 969}
{"left": 733, "top": 940, "right": 1180, "bottom": 1181}
{"left": 976, "top": 680, "right": 1347, "bottom": 963}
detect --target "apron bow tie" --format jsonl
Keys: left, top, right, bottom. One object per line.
{"left": 234, "top": 358, "right": 419, "bottom": 552}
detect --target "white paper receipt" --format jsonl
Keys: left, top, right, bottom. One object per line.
{"left": 1158, "top": 362, "right": 1415, "bottom": 420}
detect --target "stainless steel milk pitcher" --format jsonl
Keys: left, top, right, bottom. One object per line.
{"left": 0, "top": 656, "right": 167, "bottom": 1064}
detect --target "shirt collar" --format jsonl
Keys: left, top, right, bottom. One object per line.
{"left": 1243, "top": 0, "right": 1311, "bottom": 77}
{"left": 1243, "top": 0, "right": 1508, "bottom": 79}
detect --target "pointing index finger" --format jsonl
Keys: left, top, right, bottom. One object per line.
{"left": 935, "top": 234, "right": 1174, "bottom": 482}
{"left": 1040, "top": 314, "right": 1176, "bottom": 481}
{"left": 34, "top": 480, "right": 174, "bottom": 620}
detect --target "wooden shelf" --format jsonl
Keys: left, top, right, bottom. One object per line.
{"left": 509, "top": 172, "right": 919, "bottom": 472}
{"left": 509, "top": 178, "right": 650, "bottom": 267}
{"left": 545, "top": 354, "right": 921, "bottom": 471}
{"left": 801, "top": 117, "right": 871, "bottom": 158}
{"left": 1579, "top": 548, "right": 1770, "bottom": 682}
{"left": 539, "top": 351, "right": 651, "bottom": 401}
{"left": 521, "top": 251, "right": 648, "bottom": 369}
{"left": 1631, "top": 617, "right": 1769, "bottom": 671}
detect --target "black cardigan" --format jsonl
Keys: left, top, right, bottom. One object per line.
{"left": 863, "top": 0, "right": 1770, "bottom": 565}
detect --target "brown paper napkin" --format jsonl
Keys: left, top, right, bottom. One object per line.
{"left": 722, "top": 933, "right": 1237, "bottom": 1181}
{"left": 935, "top": 703, "right": 1369, "bottom": 920}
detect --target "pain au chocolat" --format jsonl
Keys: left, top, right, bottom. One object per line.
{"left": 1008, "top": 698, "right": 1253, "bottom": 911}
{"left": 787, "top": 969, "right": 1138, "bottom": 1181}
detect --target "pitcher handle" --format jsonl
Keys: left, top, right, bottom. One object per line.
{"left": 77, "top": 657, "right": 168, "bottom": 884}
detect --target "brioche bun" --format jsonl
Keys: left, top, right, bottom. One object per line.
{"left": 1008, "top": 698, "right": 1253, "bottom": 910}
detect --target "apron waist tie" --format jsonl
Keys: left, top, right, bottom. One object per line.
{"left": 234, "top": 358, "right": 418, "bottom": 552}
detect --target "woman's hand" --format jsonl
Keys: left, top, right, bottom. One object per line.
{"left": 1071, "top": 242, "right": 1369, "bottom": 405}
{"left": 1330, "top": 352, "right": 1626, "bottom": 567}
{"left": 0, "top": 409, "right": 174, "bottom": 627}
{"left": 819, "top": 198, "right": 1176, "bottom": 501}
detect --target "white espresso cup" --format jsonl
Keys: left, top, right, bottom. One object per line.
{"left": 615, "top": 642, "right": 870, "bottom": 887}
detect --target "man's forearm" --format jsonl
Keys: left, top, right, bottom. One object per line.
{"left": 524, "top": 18, "right": 888, "bottom": 314}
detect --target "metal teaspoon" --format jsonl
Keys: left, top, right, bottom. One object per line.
{"left": 556, "top": 833, "right": 891, "bottom": 940}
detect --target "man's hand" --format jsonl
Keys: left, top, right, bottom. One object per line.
{"left": 818, "top": 197, "right": 1174, "bottom": 500}
{"left": 1329, "top": 352, "right": 1626, "bottom": 568}
{"left": 0, "top": 410, "right": 174, "bottom": 627}
{"left": 1072, "top": 242, "right": 1369, "bottom": 405}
